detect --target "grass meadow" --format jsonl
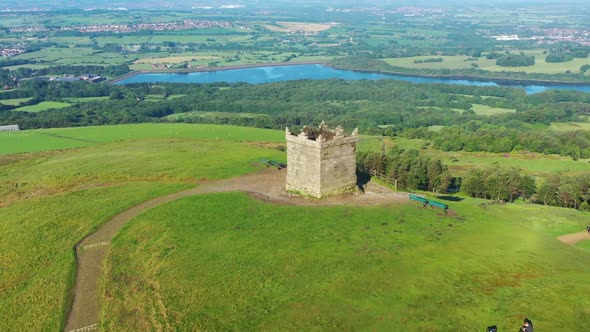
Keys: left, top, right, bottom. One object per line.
{"left": 102, "top": 192, "right": 590, "bottom": 331}
{"left": 471, "top": 104, "right": 516, "bottom": 116}
{"left": 12, "top": 101, "right": 71, "bottom": 113}
{"left": 384, "top": 50, "right": 590, "bottom": 75}
{"left": 0, "top": 98, "right": 32, "bottom": 106}
{"left": 392, "top": 138, "right": 590, "bottom": 178}
{"left": 0, "top": 125, "right": 288, "bottom": 330}
{"left": 0, "top": 182, "right": 189, "bottom": 331}
{"left": 0, "top": 123, "right": 589, "bottom": 331}
{"left": 549, "top": 122, "right": 590, "bottom": 132}
{"left": 0, "top": 123, "right": 285, "bottom": 155}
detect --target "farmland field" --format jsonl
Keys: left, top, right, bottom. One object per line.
{"left": 391, "top": 138, "right": 590, "bottom": 178}
{"left": 102, "top": 192, "right": 590, "bottom": 330}
{"left": 0, "top": 98, "right": 32, "bottom": 106}
{"left": 384, "top": 50, "right": 590, "bottom": 75}
{"left": 471, "top": 104, "right": 516, "bottom": 116}
{"left": 12, "top": 101, "right": 71, "bottom": 113}
{"left": 263, "top": 21, "right": 337, "bottom": 33}
{"left": 549, "top": 122, "right": 590, "bottom": 132}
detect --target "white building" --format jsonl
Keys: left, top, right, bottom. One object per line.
{"left": 0, "top": 125, "right": 20, "bottom": 132}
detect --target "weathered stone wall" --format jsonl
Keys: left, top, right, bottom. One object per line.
{"left": 0, "top": 125, "right": 19, "bottom": 132}
{"left": 286, "top": 125, "right": 357, "bottom": 198}
{"left": 319, "top": 136, "right": 357, "bottom": 196}
{"left": 286, "top": 133, "right": 321, "bottom": 196}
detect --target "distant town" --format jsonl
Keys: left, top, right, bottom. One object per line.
{"left": 7, "top": 19, "right": 232, "bottom": 34}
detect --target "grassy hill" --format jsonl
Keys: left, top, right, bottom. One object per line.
{"left": 1, "top": 123, "right": 589, "bottom": 330}
{"left": 0, "top": 124, "right": 286, "bottom": 330}
{"left": 102, "top": 193, "right": 590, "bottom": 330}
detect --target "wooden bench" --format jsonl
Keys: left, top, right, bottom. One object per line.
{"left": 409, "top": 194, "right": 429, "bottom": 206}
{"left": 428, "top": 200, "right": 449, "bottom": 213}
{"left": 261, "top": 159, "right": 287, "bottom": 170}
{"left": 409, "top": 194, "right": 449, "bottom": 213}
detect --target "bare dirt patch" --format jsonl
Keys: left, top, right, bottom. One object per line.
{"left": 557, "top": 231, "right": 590, "bottom": 245}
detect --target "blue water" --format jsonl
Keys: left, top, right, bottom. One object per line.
{"left": 116, "top": 64, "right": 590, "bottom": 95}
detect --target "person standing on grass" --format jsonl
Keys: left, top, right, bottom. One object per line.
{"left": 587, "top": 225, "right": 590, "bottom": 233}
{"left": 519, "top": 318, "right": 533, "bottom": 332}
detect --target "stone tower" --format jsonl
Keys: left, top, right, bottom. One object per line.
{"left": 286, "top": 122, "right": 358, "bottom": 198}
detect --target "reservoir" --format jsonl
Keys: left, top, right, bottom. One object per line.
{"left": 116, "top": 64, "right": 590, "bottom": 95}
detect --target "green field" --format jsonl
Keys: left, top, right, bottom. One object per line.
{"left": 471, "top": 104, "right": 516, "bottom": 116}
{"left": 62, "top": 96, "right": 111, "bottom": 103}
{"left": 384, "top": 50, "right": 590, "bottom": 75}
{"left": 0, "top": 124, "right": 285, "bottom": 155}
{"left": 1, "top": 123, "right": 590, "bottom": 331}
{"left": 0, "top": 98, "right": 32, "bottom": 106}
{"left": 391, "top": 138, "right": 590, "bottom": 178}
{"left": 549, "top": 122, "right": 590, "bottom": 132}
{"left": 0, "top": 183, "right": 189, "bottom": 331}
{"left": 0, "top": 125, "right": 288, "bottom": 331}
{"left": 102, "top": 192, "right": 590, "bottom": 330}
{"left": 10, "top": 47, "right": 132, "bottom": 67}
{"left": 12, "top": 101, "right": 71, "bottom": 112}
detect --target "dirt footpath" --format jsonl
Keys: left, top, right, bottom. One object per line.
{"left": 557, "top": 231, "right": 590, "bottom": 245}
{"left": 64, "top": 168, "right": 408, "bottom": 331}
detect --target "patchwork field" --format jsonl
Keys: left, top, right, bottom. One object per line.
{"left": 263, "top": 21, "right": 337, "bottom": 33}
{"left": 384, "top": 50, "right": 590, "bottom": 75}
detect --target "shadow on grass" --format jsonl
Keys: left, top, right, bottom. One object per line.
{"left": 436, "top": 195, "right": 464, "bottom": 202}
{"left": 357, "top": 170, "right": 371, "bottom": 192}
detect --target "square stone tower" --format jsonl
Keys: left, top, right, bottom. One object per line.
{"left": 286, "top": 122, "right": 358, "bottom": 198}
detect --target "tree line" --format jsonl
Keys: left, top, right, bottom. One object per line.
{"left": 357, "top": 147, "right": 452, "bottom": 194}
{"left": 404, "top": 123, "right": 590, "bottom": 160}
{"left": 359, "top": 151, "right": 590, "bottom": 213}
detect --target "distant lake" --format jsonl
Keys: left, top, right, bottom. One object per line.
{"left": 116, "top": 64, "right": 590, "bottom": 95}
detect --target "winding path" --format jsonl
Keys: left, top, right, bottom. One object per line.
{"left": 64, "top": 168, "right": 407, "bottom": 331}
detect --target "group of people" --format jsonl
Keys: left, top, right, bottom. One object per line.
{"left": 487, "top": 318, "right": 533, "bottom": 332}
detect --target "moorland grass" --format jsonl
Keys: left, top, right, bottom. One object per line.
{"left": 0, "top": 138, "right": 285, "bottom": 206}
{"left": 0, "top": 182, "right": 190, "bottom": 331}
{"left": 0, "top": 131, "right": 97, "bottom": 155}
{"left": 0, "top": 127, "right": 289, "bottom": 330}
{"left": 0, "top": 123, "right": 285, "bottom": 155}
{"left": 102, "top": 192, "right": 590, "bottom": 331}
